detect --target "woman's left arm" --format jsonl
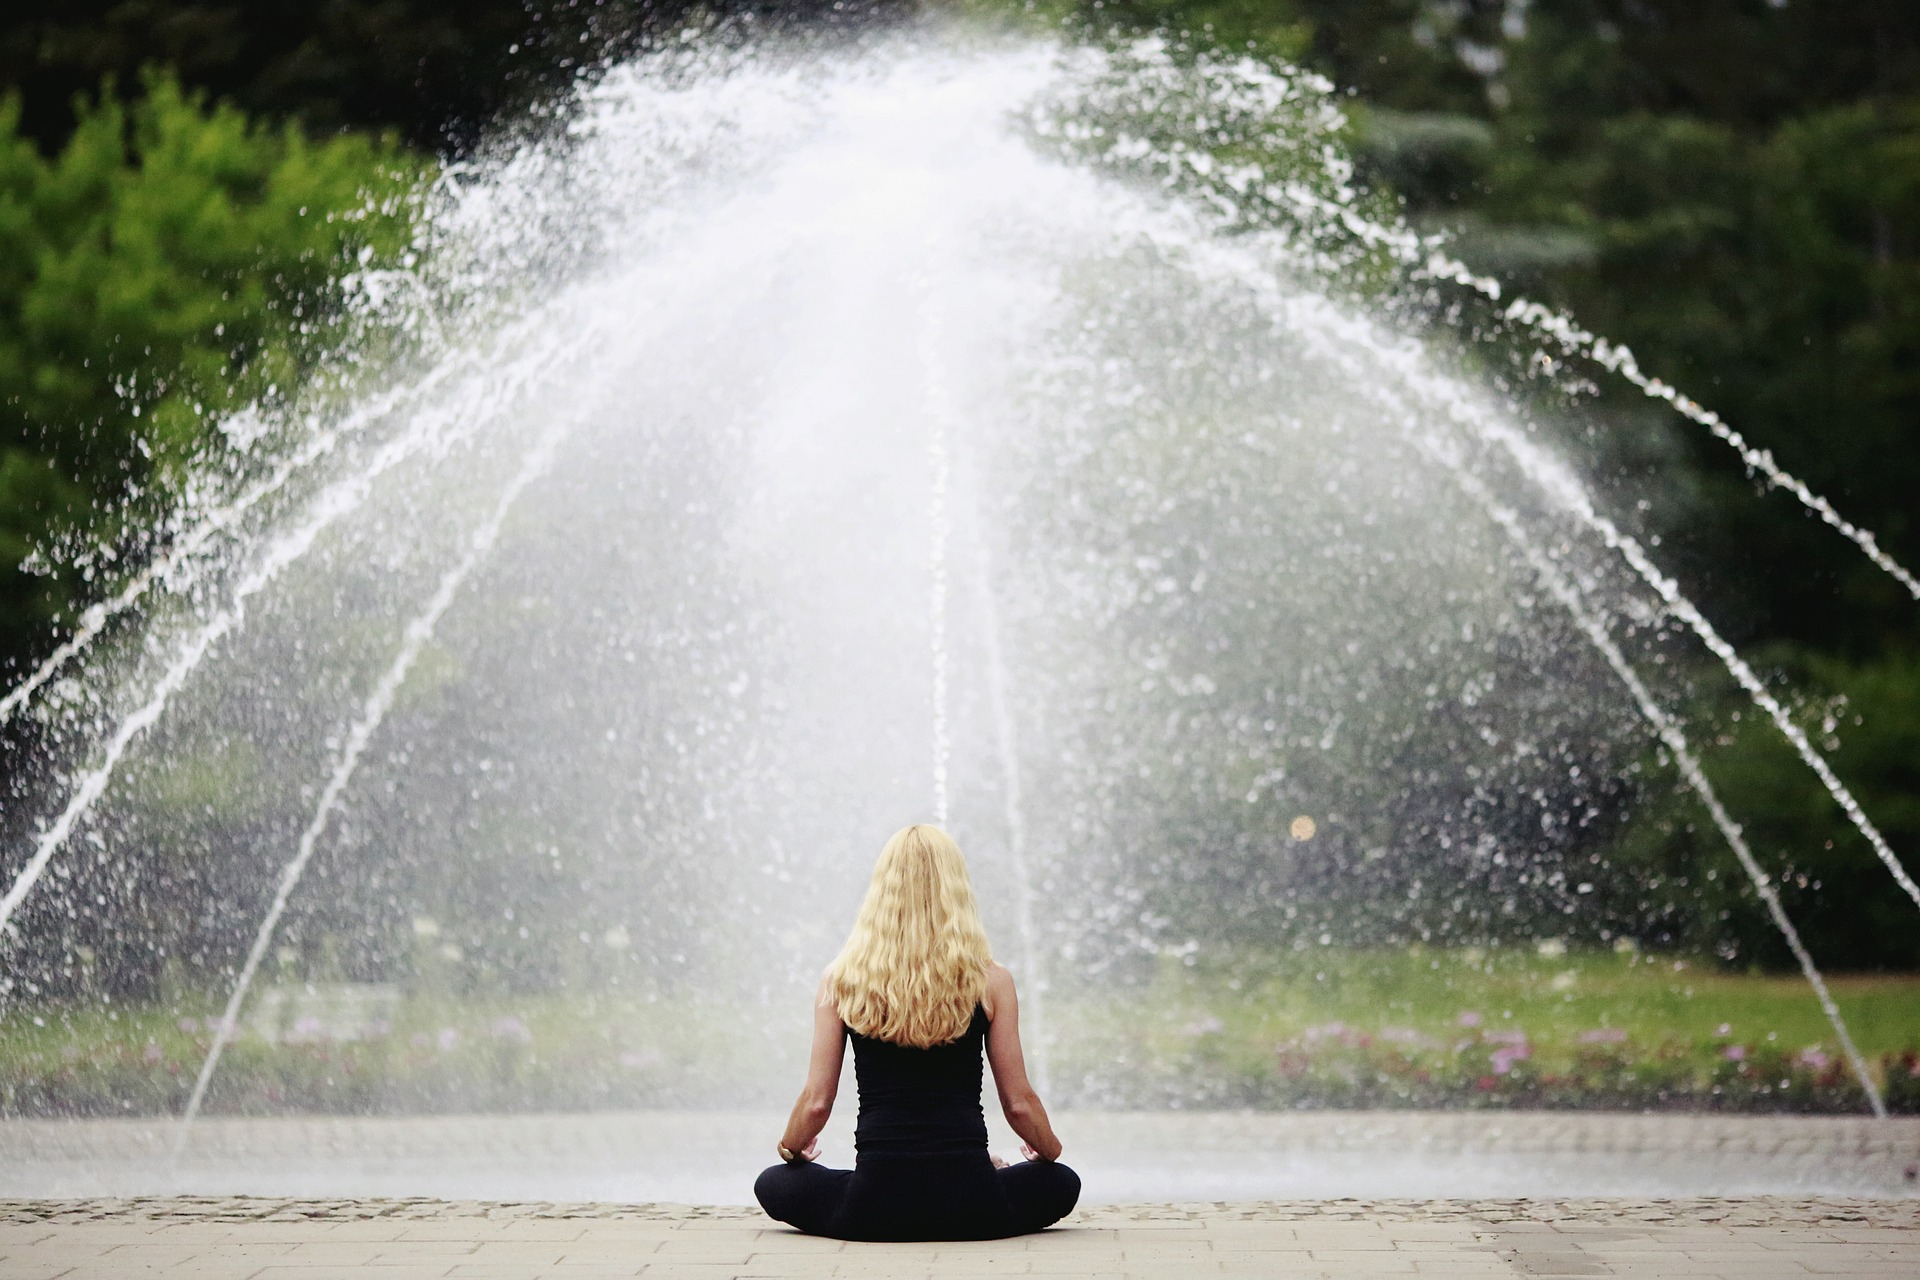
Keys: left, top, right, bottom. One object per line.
{"left": 776, "top": 972, "right": 846, "bottom": 1161}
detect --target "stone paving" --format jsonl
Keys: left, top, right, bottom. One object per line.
{"left": 2, "top": 1198, "right": 1916, "bottom": 1278}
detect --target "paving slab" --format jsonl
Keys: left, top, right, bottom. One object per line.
{"left": 1, "top": 1198, "right": 1916, "bottom": 1278}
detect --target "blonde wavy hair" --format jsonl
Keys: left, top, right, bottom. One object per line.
{"left": 827, "top": 824, "right": 994, "bottom": 1048}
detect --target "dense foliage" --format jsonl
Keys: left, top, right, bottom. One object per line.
{"left": 0, "top": 1, "right": 875, "bottom": 153}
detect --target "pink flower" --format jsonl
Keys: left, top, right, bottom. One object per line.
{"left": 1797, "top": 1048, "right": 1832, "bottom": 1071}
{"left": 1490, "top": 1043, "right": 1532, "bottom": 1075}
{"left": 1578, "top": 1028, "right": 1628, "bottom": 1044}
{"left": 1457, "top": 1011, "right": 1483, "bottom": 1028}
{"left": 1722, "top": 1044, "right": 1747, "bottom": 1062}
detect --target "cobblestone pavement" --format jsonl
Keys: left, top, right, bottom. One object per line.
{"left": 1, "top": 1198, "right": 1916, "bottom": 1278}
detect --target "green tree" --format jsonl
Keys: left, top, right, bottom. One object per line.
{"left": 0, "top": 2, "right": 874, "bottom": 156}
{"left": 0, "top": 73, "right": 419, "bottom": 668}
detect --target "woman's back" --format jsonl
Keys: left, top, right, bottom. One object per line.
{"left": 848, "top": 1005, "right": 990, "bottom": 1156}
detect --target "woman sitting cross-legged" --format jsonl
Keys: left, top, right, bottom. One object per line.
{"left": 754, "top": 824, "right": 1080, "bottom": 1242}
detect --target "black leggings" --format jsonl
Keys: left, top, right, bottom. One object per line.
{"left": 755, "top": 1151, "right": 1080, "bottom": 1242}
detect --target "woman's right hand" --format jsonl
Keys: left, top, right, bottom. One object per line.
{"left": 1020, "top": 1141, "right": 1052, "bottom": 1163}
{"left": 778, "top": 1136, "right": 820, "bottom": 1163}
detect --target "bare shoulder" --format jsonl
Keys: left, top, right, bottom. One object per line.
{"left": 984, "top": 962, "right": 1017, "bottom": 1019}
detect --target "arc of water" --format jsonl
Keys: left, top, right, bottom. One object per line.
{"left": 1496, "top": 297, "right": 1920, "bottom": 604}
{"left": 0, "top": 310, "right": 552, "bottom": 730}
{"left": 173, "top": 414, "right": 570, "bottom": 1147}
{"left": 1247, "top": 168, "right": 1920, "bottom": 603}
{"left": 0, "top": 315, "right": 574, "bottom": 942}
{"left": 1162, "top": 223, "right": 1920, "bottom": 918}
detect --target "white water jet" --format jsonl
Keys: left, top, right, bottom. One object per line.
{"left": 1497, "top": 519, "right": 1888, "bottom": 1118}
{"left": 1474, "top": 413, "right": 1920, "bottom": 916}
{"left": 922, "top": 270, "right": 956, "bottom": 830}
{"left": 969, "top": 518, "right": 1048, "bottom": 1094}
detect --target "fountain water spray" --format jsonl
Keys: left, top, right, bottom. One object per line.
{"left": 0, "top": 340, "right": 481, "bottom": 731}
{"left": 1156, "top": 214, "right": 1920, "bottom": 923}
{"left": 1498, "top": 516, "right": 1889, "bottom": 1118}
{"left": 0, "top": 30, "right": 1903, "bottom": 1138}
{"left": 1354, "top": 336, "right": 1886, "bottom": 1116}
{"left": 174, "top": 408, "right": 577, "bottom": 1145}
{"left": 1473, "top": 415, "right": 1920, "bottom": 915}
{"left": 1494, "top": 297, "right": 1920, "bottom": 606}
{"left": 1122, "top": 212, "right": 1889, "bottom": 1109}
{"left": 1413, "top": 430, "right": 1887, "bottom": 1117}
{"left": 0, "top": 306, "right": 579, "bottom": 945}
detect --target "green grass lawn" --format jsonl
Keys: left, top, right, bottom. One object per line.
{"left": 4, "top": 946, "right": 1917, "bottom": 1117}
{"left": 1066, "top": 943, "right": 1920, "bottom": 1058}
{"left": 1047, "top": 945, "right": 1920, "bottom": 1112}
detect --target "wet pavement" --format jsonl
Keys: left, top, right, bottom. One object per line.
{"left": 4, "top": 1111, "right": 1917, "bottom": 1203}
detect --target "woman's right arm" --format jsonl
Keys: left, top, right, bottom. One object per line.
{"left": 776, "top": 971, "right": 846, "bottom": 1161}
{"left": 983, "top": 963, "right": 1063, "bottom": 1161}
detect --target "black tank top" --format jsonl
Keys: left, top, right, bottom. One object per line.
{"left": 846, "top": 1004, "right": 990, "bottom": 1157}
